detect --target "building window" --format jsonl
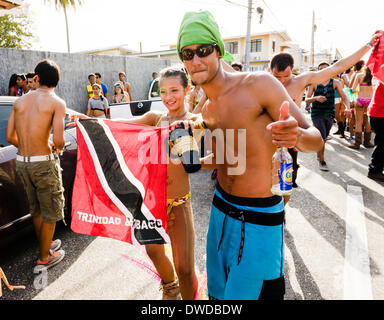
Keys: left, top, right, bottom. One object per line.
{"left": 250, "top": 39, "right": 262, "bottom": 53}
{"left": 225, "top": 41, "right": 239, "bottom": 54}
{"left": 249, "top": 64, "right": 268, "bottom": 72}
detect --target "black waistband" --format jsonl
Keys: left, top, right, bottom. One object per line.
{"left": 212, "top": 194, "right": 284, "bottom": 226}
{"left": 215, "top": 183, "right": 283, "bottom": 208}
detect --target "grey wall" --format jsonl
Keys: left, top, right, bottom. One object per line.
{"left": 0, "top": 48, "right": 172, "bottom": 113}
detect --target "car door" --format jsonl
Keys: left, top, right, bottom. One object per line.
{"left": 0, "top": 102, "right": 29, "bottom": 230}
{"left": 0, "top": 104, "right": 79, "bottom": 232}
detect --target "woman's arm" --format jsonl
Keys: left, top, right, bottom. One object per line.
{"left": 341, "top": 74, "right": 350, "bottom": 88}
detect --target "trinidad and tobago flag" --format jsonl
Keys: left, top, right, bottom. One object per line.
{"left": 71, "top": 118, "right": 169, "bottom": 245}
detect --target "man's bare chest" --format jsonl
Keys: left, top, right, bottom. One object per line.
{"left": 202, "top": 100, "right": 265, "bottom": 131}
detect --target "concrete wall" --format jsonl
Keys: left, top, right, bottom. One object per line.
{"left": 0, "top": 48, "right": 172, "bottom": 113}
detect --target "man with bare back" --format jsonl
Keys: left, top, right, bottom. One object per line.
{"left": 6, "top": 59, "right": 66, "bottom": 271}
{"left": 175, "top": 11, "right": 324, "bottom": 300}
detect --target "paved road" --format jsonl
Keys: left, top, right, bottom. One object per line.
{"left": 1, "top": 119, "right": 383, "bottom": 300}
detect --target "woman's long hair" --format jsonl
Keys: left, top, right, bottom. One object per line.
{"left": 362, "top": 67, "right": 372, "bottom": 86}
{"left": 8, "top": 73, "right": 18, "bottom": 91}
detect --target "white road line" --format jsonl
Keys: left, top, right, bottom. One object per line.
{"left": 344, "top": 185, "right": 373, "bottom": 300}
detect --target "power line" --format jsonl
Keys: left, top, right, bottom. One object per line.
{"left": 260, "top": 0, "right": 300, "bottom": 44}
{"left": 224, "top": 0, "right": 249, "bottom": 9}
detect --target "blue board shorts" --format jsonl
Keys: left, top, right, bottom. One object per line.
{"left": 207, "top": 183, "right": 285, "bottom": 300}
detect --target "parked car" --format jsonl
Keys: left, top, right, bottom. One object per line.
{"left": 106, "top": 97, "right": 167, "bottom": 119}
{"left": 0, "top": 91, "right": 170, "bottom": 237}
{"left": 0, "top": 96, "right": 78, "bottom": 236}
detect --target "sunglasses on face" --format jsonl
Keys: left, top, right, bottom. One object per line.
{"left": 180, "top": 44, "right": 217, "bottom": 61}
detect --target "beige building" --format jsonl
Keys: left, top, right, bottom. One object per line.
{"left": 133, "top": 30, "right": 294, "bottom": 70}
{"left": 77, "top": 45, "right": 137, "bottom": 56}
{"left": 220, "top": 31, "right": 292, "bottom": 71}
{"left": 129, "top": 48, "right": 180, "bottom": 62}
{"left": 80, "top": 30, "right": 308, "bottom": 72}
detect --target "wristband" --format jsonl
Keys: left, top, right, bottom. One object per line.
{"left": 366, "top": 42, "right": 374, "bottom": 48}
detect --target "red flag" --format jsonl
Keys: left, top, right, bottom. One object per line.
{"left": 367, "top": 32, "right": 384, "bottom": 84}
{"left": 71, "top": 119, "right": 169, "bottom": 245}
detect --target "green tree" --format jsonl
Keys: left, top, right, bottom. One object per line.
{"left": 44, "top": 0, "right": 83, "bottom": 53}
{"left": 0, "top": 14, "right": 33, "bottom": 49}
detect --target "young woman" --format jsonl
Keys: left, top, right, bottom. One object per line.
{"left": 86, "top": 83, "right": 109, "bottom": 118}
{"left": 120, "top": 67, "right": 200, "bottom": 300}
{"left": 73, "top": 67, "right": 203, "bottom": 299}
{"left": 342, "top": 68, "right": 355, "bottom": 138}
{"left": 16, "top": 74, "right": 29, "bottom": 96}
{"left": 111, "top": 81, "right": 130, "bottom": 104}
{"left": 349, "top": 66, "right": 374, "bottom": 149}
{"left": 8, "top": 74, "right": 18, "bottom": 96}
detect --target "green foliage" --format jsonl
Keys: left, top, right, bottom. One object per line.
{"left": 0, "top": 14, "right": 33, "bottom": 49}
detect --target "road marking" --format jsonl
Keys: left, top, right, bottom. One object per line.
{"left": 344, "top": 185, "right": 373, "bottom": 300}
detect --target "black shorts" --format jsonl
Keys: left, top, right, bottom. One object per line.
{"left": 312, "top": 116, "right": 333, "bottom": 140}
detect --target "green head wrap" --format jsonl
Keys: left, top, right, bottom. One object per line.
{"left": 177, "top": 10, "right": 225, "bottom": 61}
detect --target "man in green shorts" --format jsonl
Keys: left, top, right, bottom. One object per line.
{"left": 7, "top": 59, "right": 67, "bottom": 271}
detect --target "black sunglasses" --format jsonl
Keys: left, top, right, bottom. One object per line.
{"left": 180, "top": 44, "right": 217, "bottom": 61}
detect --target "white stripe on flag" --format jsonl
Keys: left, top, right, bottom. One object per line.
{"left": 77, "top": 119, "right": 140, "bottom": 246}
{"left": 98, "top": 119, "right": 170, "bottom": 243}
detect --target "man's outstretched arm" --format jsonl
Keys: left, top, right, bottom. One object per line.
{"left": 300, "top": 31, "right": 383, "bottom": 87}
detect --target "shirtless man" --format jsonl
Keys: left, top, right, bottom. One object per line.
{"left": 175, "top": 10, "right": 323, "bottom": 300}
{"left": 269, "top": 32, "right": 381, "bottom": 191}
{"left": 270, "top": 34, "right": 380, "bottom": 109}
{"left": 6, "top": 59, "right": 66, "bottom": 271}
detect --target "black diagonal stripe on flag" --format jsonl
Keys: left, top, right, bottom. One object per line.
{"left": 81, "top": 119, "right": 164, "bottom": 244}
{"left": 73, "top": 118, "right": 166, "bottom": 245}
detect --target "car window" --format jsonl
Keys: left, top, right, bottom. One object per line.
{"left": 0, "top": 106, "right": 74, "bottom": 147}
{"left": 0, "top": 104, "right": 13, "bottom": 147}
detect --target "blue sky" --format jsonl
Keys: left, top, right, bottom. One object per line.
{"left": 26, "top": 0, "right": 383, "bottom": 58}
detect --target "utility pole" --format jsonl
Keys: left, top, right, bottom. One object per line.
{"left": 63, "top": 6, "right": 70, "bottom": 54}
{"left": 244, "top": 0, "right": 253, "bottom": 72}
{"left": 310, "top": 9, "right": 316, "bottom": 68}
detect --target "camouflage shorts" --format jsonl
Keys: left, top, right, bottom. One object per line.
{"left": 16, "top": 159, "right": 65, "bottom": 223}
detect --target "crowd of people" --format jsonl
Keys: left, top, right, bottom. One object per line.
{"left": 7, "top": 69, "right": 160, "bottom": 116}
{"left": 5, "top": 9, "right": 384, "bottom": 301}
{"left": 8, "top": 72, "right": 38, "bottom": 96}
